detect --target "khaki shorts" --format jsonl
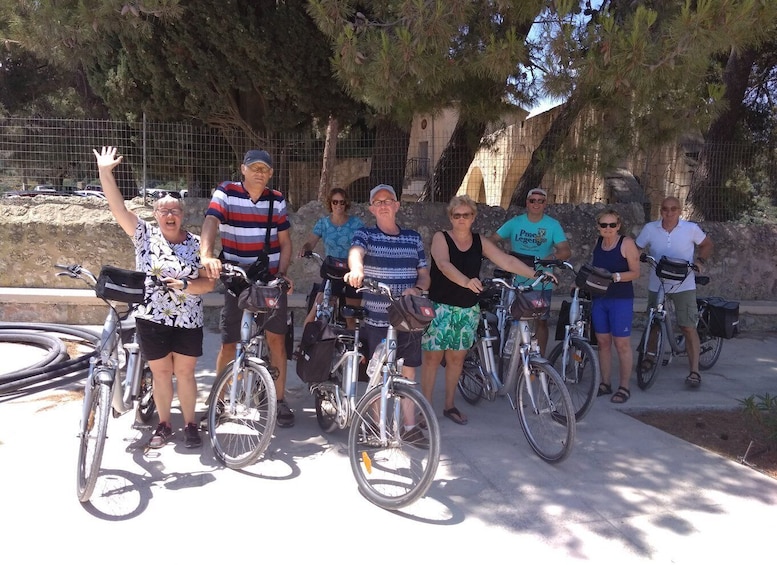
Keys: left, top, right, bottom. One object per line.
{"left": 647, "top": 290, "right": 699, "bottom": 328}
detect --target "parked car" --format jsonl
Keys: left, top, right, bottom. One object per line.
{"left": 73, "top": 190, "right": 106, "bottom": 199}
{"left": 32, "top": 185, "right": 57, "bottom": 193}
{"left": 141, "top": 187, "right": 182, "bottom": 200}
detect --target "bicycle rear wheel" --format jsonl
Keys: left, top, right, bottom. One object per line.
{"left": 348, "top": 382, "right": 440, "bottom": 509}
{"left": 516, "top": 361, "right": 575, "bottom": 463}
{"left": 135, "top": 365, "right": 156, "bottom": 424}
{"left": 636, "top": 318, "right": 664, "bottom": 390}
{"left": 457, "top": 352, "right": 487, "bottom": 405}
{"left": 697, "top": 312, "right": 723, "bottom": 370}
{"left": 76, "top": 377, "right": 112, "bottom": 502}
{"left": 314, "top": 389, "right": 339, "bottom": 433}
{"left": 208, "top": 359, "right": 277, "bottom": 469}
{"left": 547, "top": 336, "right": 600, "bottom": 421}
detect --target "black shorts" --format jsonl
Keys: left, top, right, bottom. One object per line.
{"left": 362, "top": 323, "right": 422, "bottom": 368}
{"left": 221, "top": 290, "right": 288, "bottom": 344}
{"left": 135, "top": 318, "right": 204, "bottom": 360}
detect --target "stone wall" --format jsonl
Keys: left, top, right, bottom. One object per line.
{"left": 1, "top": 195, "right": 776, "bottom": 303}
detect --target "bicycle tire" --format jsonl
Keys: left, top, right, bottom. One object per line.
{"left": 76, "top": 377, "right": 112, "bottom": 502}
{"left": 515, "top": 361, "right": 575, "bottom": 463}
{"left": 135, "top": 365, "right": 156, "bottom": 424}
{"left": 547, "top": 337, "right": 600, "bottom": 422}
{"left": 697, "top": 314, "right": 723, "bottom": 370}
{"left": 208, "top": 359, "right": 277, "bottom": 469}
{"left": 457, "top": 353, "right": 486, "bottom": 405}
{"left": 636, "top": 318, "right": 664, "bottom": 390}
{"left": 314, "top": 389, "right": 339, "bottom": 433}
{"left": 348, "top": 382, "right": 440, "bottom": 509}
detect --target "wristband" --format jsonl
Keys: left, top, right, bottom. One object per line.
{"left": 614, "top": 272, "right": 621, "bottom": 283}
{"left": 181, "top": 279, "right": 188, "bottom": 290}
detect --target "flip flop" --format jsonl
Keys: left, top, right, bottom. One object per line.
{"left": 685, "top": 371, "right": 702, "bottom": 388}
{"left": 443, "top": 406, "right": 468, "bottom": 425}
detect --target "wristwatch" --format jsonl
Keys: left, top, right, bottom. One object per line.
{"left": 181, "top": 279, "right": 189, "bottom": 290}
{"left": 613, "top": 272, "right": 621, "bottom": 283}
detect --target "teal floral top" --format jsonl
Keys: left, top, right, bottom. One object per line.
{"left": 312, "top": 215, "right": 365, "bottom": 258}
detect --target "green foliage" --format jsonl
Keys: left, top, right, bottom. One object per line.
{"left": 739, "top": 393, "right": 777, "bottom": 445}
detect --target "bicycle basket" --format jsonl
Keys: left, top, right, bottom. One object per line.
{"left": 320, "top": 256, "right": 349, "bottom": 281}
{"left": 95, "top": 265, "right": 146, "bottom": 304}
{"left": 511, "top": 290, "right": 548, "bottom": 319}
{"left": 656, "top": 256, "right": 689, "bottom": 281}
{"left": 237, "top": 282, "right": 283, "bottom": 313}
{"left": 388, "top": 294, "right": 436, "bottom": 332}
{"left": 295, "top": 319, "right": 337, "bottom": 383}
{"left": 575, "top": 263, "right": 612, "bottom": 296}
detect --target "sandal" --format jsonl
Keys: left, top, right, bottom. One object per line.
{"left": 685, "top": 371, "right": 702, "bottom": 388}
{"left": 443, "top": 406, "right": 468, "bottom": 425}
{"left": 640, "top": 355, "right": 656, "bottom": 372}
{"left": 610, "top": 386, "right": 631, "bottom": 404}
{"left": 597, "top": 383, "right": 613, "bottom": 397}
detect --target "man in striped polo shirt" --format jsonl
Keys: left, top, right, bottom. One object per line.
{"left": 201, "top": 149, "right": 296, "bottom": 427}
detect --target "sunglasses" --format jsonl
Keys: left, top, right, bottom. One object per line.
{"left": 661, "top": 206, "right": 680, "bottom": 212}
{"left": 598, "top": 222, "right": 618, "bottom": 228}
{"left": 331, "top": 200, "right": 346, "bottom": 205}
{"left": 452, "top": 212, "right": 473, "bottom": 220}
{"left": 528, "top": 198, "right": 546, "bottom": 204}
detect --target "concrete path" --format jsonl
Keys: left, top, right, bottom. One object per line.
{"left": 1, "top": 329, "right": 775, "bottom": 563}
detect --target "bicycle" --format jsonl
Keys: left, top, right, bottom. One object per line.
{"left": 635, "top": 254, "right": 723, "bottom": 390}
{"left": 302, "top": 251, "right": 349, "bottom": 329}
{"left": 56, "top": 263, "right": 155, "bottom": 503}
{"left": 345, "top": 279, "right": 441, "bottom": 509}
{"left": 544, "top": 260, "right": 601, "bottom": 422}
{"left": 204, "top": 264, "right": 288, "bottom": 469}
{"left": 456, "top": 272, "right": 576, "bottom": 463}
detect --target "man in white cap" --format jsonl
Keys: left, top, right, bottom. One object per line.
{"left": 344, "top": 183, "right": 431, "bottom": 443}
{"left": 201, "top": 149, "right": 296, "bottom": 427}
{"left": 489, "top": 187, "right": 571, "bottom": 355}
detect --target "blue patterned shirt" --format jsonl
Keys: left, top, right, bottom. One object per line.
{"left": 313, "top": 215, "right": 364, "bottom": 258}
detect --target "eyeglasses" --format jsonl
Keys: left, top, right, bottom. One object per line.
{"left": 452, "top": 212, "right": 473, "bottom": 220}
{"left": 371, "top": 199, "right": 397, "bottom": 207}
{"left": 598, "top": 222, "right": 618, "bottom": 228}
{"left": 528, "top": 198, "right": 546, "bottom": 204}
{"left": 246, "top": 164, "right": 271, "bottom": 174}
{"left": 156, "top": 208, "right": 182, "bottom": 216}
{"left": 661, "top": 206, "right": 680, "bottom": 212}
{"left": 331, "top": 200, "right": 346, "bottom": 205}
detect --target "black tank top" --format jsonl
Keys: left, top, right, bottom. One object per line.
{"left": 428, "top": 231, "right": 482, "bottom": 308}
{"left": 592, "top": 236, "right": 634, "bottom": 299}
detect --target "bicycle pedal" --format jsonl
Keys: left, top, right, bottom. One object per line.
{"left": 267, "top": 366, "right": 280, "bottom": 379}
{"left": 132, "top": 423, "right": 153, "bottom": 431}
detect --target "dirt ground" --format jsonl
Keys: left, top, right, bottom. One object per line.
{"left": 629, "top": 408, "right": 777, "bottom": 480}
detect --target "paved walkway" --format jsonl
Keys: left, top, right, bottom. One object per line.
{"left": 1, "top": 329, "right": 775, "bottom": 563}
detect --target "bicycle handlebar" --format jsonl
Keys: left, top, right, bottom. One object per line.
{"left": 640, "top": 253, "right": 700, "bottom": 272}
{"left": 220, "top": 263, "right": 290, "bottom": 291}
{"left": 483, "top": 273, "right": 551, "bottom": 293}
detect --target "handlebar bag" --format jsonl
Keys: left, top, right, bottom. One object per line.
{"left": 320, "top": 256, "right": 349, "bottom": 280}
{"left": 656, "top": 256, "right": 689, "bottom": 281}
{"left": 237, "top": 282, "right": 283, "bottom": 313}
{"left": 388, "top": 294, "right": 437, "bottom": 332}
{"left": 95, "top": 265, "right": 146, "bottom": 304}
{"left": 575, "top": 263, "right": 612, "bottom": 297}
{"left": 511, "top": 290, "right": 549, "bottom": 320}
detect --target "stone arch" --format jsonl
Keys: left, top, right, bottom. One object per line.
{"left": 464, "top": 166, "right": 486, "bottom": 203}
{"left": 500, "top": 153, "right": 527, "bottom": 209}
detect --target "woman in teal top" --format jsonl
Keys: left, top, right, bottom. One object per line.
{"left": 299, "top": 188, "right": 365, "bottom": 326}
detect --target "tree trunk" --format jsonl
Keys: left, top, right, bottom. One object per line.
{"left": 688, "top": 48, "right": 757, "bottom": 221}
{"left": 420, "top": 121, "right": 487, "bottom": 204}
{"left": 348, "top": 118, "right": 410, "bottom": 202}
{"left": 318, "top": 115, "right": 339, "bottom": 202}
{"left": 510, "top": 93, "right": 585, "bottom": 207}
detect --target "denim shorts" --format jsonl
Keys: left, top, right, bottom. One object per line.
{"left": 362, "top": 323, "right": 422, "bottom": 368}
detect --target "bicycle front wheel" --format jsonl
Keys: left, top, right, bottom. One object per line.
{"left": 516, "top": 361, "right": 575, "bottom": 463}
{"left": 637, "top": 318, "right": 664, "bottom": 390}
{"left": 348, "top": 382, "right": 440, "bottom": 509}
{"left": 208, "top": 359, "right": 277, "bottom": 469}
{"left": 457, "top": 353, "right": 487, "bottom": 405}
{"left": 547, "top": 337, "right": 600, "bottom": 421}
{"left": 697, "top": 314, "right": 723, "bottom": 370}
{"left": 76, "top": 378, "right": 112, "bottom": 502}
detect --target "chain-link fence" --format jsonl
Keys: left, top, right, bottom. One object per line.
{"left": 1, "top": 115, "right": 773, "bottom": 217}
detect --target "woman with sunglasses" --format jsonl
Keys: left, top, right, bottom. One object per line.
{"left": 93, "top": 146, "right": 214, "bottom": 449}
{"left": 590, "top": 210, "right": 640, "bottom": 403}
{"left": 420, "top": 195, "right": 540, "bottom": 425}
{"left": 299, "top": 187, "right": 364, "bottom": 327}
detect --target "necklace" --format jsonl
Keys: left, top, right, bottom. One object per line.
{"left": 601, "top": 237, "right": 618, "bottom": 251}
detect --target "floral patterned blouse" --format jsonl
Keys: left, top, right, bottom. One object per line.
{"left": 132, "top": 220, "right": 204, "bottom": 328}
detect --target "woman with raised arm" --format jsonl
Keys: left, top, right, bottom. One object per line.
{"left": 93, "top": 146, "right": 214, "bottom": 449}
{"left": 420, "top": 195, "right": 541, "bottom": 425}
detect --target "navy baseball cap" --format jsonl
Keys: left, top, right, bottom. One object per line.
{"left": 243, "top": 150, "right": 273, "bottom": 169}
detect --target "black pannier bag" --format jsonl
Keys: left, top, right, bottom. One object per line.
{"left": 95, "top": 266, "right": 146, "bottom": 304}
{"left": 656, "top": 256, "right": 689, "bottom": 281}
{"left": 574, "top": 264, "right": 612, "bottom": 296}
{"left": 704, "top": 297, "right": 740, "bottom": 339}
{"left": 388, "top": 294, "right": 436, "bottom": 332}
{"left": 237, "top": 283, "right": 283, "bottom": 314}
{"left": 320, "top": 256, "right": 349, "bottom": 280}
{"left": 295, "top": 318, "right": 337, "bottom": 383}
{"left": 511, "top": 290, "right": 549, "bottom": 319}
{"left": 555, "top": 300, "right": 597, "bottom": 345}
